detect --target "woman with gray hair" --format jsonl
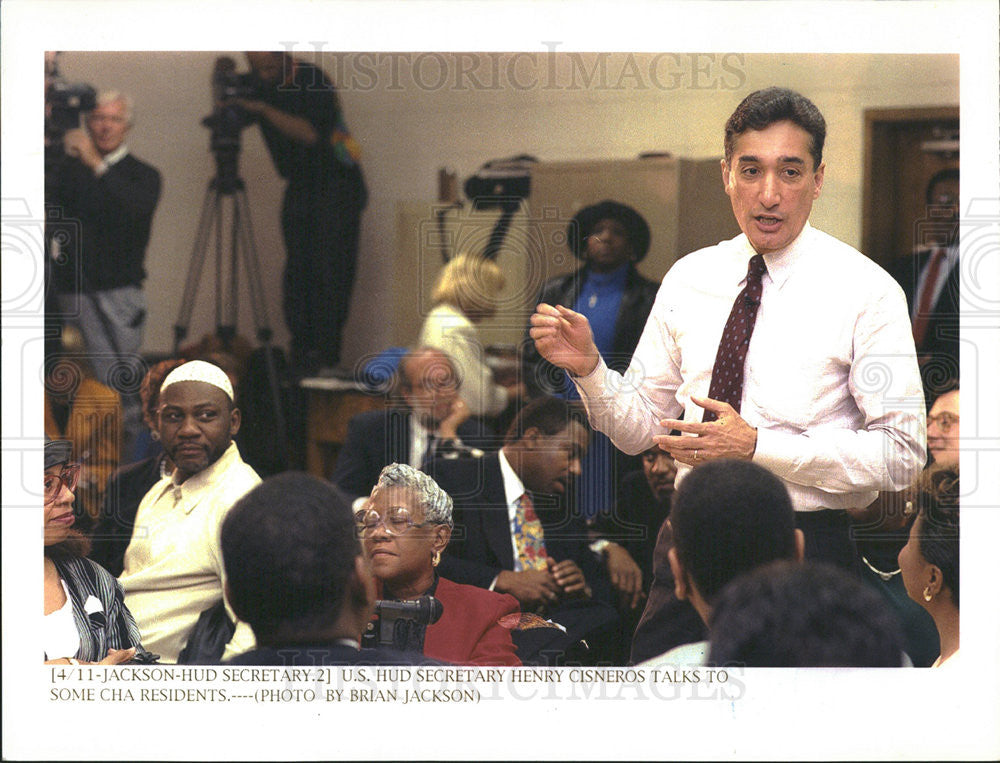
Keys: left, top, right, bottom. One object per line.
{"left": 357, "top": 463, "right": 521, "bottom": 665}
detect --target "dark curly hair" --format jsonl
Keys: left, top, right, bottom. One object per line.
{"left": 724, "top": 87, "right": 826, "bottom": 170}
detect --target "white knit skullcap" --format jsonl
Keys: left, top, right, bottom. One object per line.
{"left": 159, "top": 360, "right": 234, "bottom": 400}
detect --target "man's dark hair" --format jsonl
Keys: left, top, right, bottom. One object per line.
{"left": 925, "top": 168, "right": 960, "bottom": 205}
{"left": 221, "top": 472, "right": 360, "bottom": 641}
{"left": 707, "top": 561, "right": 906, "bottom": 667}
{"left": 504, "top": 395, "right": 590, "bottom": 445}
{"left": 670, "top": 459, "right": 796, "bottom": 603}
{"left": 724, "top": 87, "right": 826, "bottom": 170}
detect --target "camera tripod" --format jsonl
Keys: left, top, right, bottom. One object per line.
{"left": 173, "top": 162, "right": 286, "bottom": 444}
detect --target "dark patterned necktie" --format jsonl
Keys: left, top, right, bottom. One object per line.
{"left": 703, "top": 254, "right": 767, "bottom": 423}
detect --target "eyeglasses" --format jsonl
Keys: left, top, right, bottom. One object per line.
{"left": 354, "top": 506, "right": 432, "bottom": 536}
{"left": 44, "top": 463, "right": 81, "bottom": 502}
{"left": 927, "top": 412, "right": 959, "bottom": 434}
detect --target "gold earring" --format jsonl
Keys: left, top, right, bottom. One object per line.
{"left": 923, "top": 585, "right": 933, "bottom": 602}
{"left": 432, "top": 550, "right": 441, "bottom": 568}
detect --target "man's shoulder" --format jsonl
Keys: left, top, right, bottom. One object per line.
{"left": 667, "top": 234, "right": 745, "bottom": 278}
{"left": 115, "top": 153, "right": 161, "bottom": 180}
{"left": 349, "top": 407, "right": 405, "bottom": 432}
{"left": 428, "top": 452, "right": 501, "bottom": 500}
{"left": 803, "top": 226, "right": 902, "bottom": 295}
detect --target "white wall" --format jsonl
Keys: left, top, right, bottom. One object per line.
{"left": 56, "top": 51, "right": 958, "bottom": 365}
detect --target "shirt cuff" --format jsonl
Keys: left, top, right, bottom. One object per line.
{"left": 751, "top": 426, "right": 797, "bottom": 479}
{"left": 570, "top": 356, "right": 610, "bottom": 397}
{"left": 93, "top": 160, "right": 109, "bottom": 178}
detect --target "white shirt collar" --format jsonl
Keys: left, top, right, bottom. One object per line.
{"left": 743, "top": 222, "right": 812, "bottom": 290}
{"left": 497, "top": 448, "right": 527, "bottom": 508}
{"left": 101, "top": 143, "right": 129, "bottom": 168}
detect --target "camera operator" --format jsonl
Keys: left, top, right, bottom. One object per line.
{"left": 241, "top": 51, "right": 368, "bottom": 376}
{"left": 46, "top": 89, "right": 162, "bottom": 461}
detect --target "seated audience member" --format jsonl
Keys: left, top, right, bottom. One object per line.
{"left": 926, "top": 379, "right": 959, "bottom": 469}
{"left": 44, "top": 329, "right": 122, "bottom": 528}
{"left": 591, "top": 446, "right": 677, "bottom": 611}
{"left": 331, "top": 347, "right": 493, "bottom": 502}
{"left": 44, "top": 439, "right": 147, "bottom": 664}
{"left": 707, "top": 561, "right": 908, "bottom": 668}
{"left": 359, "top": 464, "right": 521, "bottom": 665}
{"left": 637, "top": 459, "right": 803, "bottom": 667}
{"left": 899, "top": 467, "right": 960, "bottom": 668}
{"left": 428, "top": 397, "right": 619, "bottom": 664}
{"left": 222, "top": 473, "right": 436, "bottom": 666}
{"left": 848, "top": 379, "right": 959, "bottom": 667}
{"left": 590, "top": 446, "right": 677, "bottom": 659}
{"left": 90, "top": 358, "right": 186, "bottom": 576}
{"left": 418, "top": 252, "right": 524, "bottom": 418}
{"left": 118, "top": 360, "right": 260, "bottom": 663}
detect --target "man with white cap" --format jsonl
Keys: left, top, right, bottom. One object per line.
{"left": 119, "top": 360, "right": 260, "bottom": 662}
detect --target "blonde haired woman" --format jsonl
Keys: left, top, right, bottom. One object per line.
{"left": 418, "top": 253, "right": 522, "bottom": 417}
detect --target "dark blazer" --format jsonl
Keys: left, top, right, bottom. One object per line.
{"left": 331, "top": 408, "right": 494, "bottom": 499}
{"left": 47, "top": 153, "right": 162, "bottom": 292}
{"left": 424, "top": 576, "right": 521, "bottom": 666}
{"left": 892, "top": 248, "right": 960, "bottom": 380}
{"left": 428, "top": 453, "right": 605, "bottom": 596}
{"left": 522, "top": 264, "right": 660, "bottom": 397}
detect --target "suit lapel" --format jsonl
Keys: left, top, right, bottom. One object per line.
{"left": 482, "top": 456, "right": 515, "bottom": 569}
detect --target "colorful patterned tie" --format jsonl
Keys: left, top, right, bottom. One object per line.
{"left": 703, "top": 254, "right": 767, "bottom": 423}
{"left": 912, "top": 247, "right": 946, "bottom": 349}
{"left": 513, "top": 492, "right": 548, "bottom": 571}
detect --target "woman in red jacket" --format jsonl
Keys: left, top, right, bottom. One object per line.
{"left": 358, "top": 463, "right": 521, "bottom": 666}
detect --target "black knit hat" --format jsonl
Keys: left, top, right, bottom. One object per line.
{"left": 567, "top": 200, "right": 652, "bottom": 262}
{"left": 45, "top": 438, "right": 73, "bottom": 470}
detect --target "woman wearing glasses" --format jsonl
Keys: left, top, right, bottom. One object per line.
{"left": 44, "top": 439, "right": 146, "bottom": 664}
{"left": 357, "top": 463, "right": 521, "bottom": 666}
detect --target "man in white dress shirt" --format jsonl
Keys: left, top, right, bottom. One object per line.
{"left": 120, "top": 361, "right": 260, "bottom": 662}
{"left": 530, "top": 87, "right": 926, "bottom": 571}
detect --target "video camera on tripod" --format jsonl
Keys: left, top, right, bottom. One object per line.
{"left": 201, "top": 56, "right": 262, "bottom": 187}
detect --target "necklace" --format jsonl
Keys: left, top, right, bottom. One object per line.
{"left": 861, "top": 555, "right": 901, "bottom": 582}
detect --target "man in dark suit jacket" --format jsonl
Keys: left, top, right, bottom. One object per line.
{"left": 892, "top": 168, "right": 960, "bottom": 394}
{"left": 331, "top": 347, "right": 494, "bottom": 501}
{"left": 222, "top": 472, "right": 437, "bottom": 666}
{"left": 427, "top": 397, "right": 619, "bottom": 663}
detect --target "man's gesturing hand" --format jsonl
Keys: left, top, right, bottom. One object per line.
{"left": 529, "top": 304, "right": 601, "bottom": 378}
{"left": 654, "top": 395, "right": 758, "bottom": 466}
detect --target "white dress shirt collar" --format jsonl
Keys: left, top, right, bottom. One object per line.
{"left": 497, "top": 448, "right": 527, "bottom": 508}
